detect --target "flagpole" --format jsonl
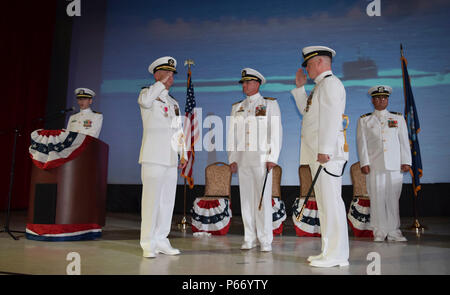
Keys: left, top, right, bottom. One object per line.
{"left": 177, "top": 178, "right": 189, "bottom": 231}
{"left": 178, "top": 59, "right": 195, "bottom": 232}
{"left": 410, "top": 190, "right": 426, "bottom": 235}
{"left": 401, "top": 44, "right": 426, "bottom": 236}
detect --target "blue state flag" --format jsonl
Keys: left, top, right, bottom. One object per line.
{"left": 401, "top": 47, "right": 423, "bottom": 196}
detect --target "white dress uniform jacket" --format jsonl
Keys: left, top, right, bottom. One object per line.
{"left": 291, "top": 70, "right": 349, "bottom": 264}
{"left": 66, "top": 108, "right": 103, "bottom": 138}
{"left": 357, "top": 110, "right": 411, "bottom": 171}
{"left": 227, "top": 93, "right": 282, "bottom": 167}
{"left": 291, "top": 70, "right": 348, "bottom": 164}
{"left": 138, "top": 81, "right": 187, "bottom": 166}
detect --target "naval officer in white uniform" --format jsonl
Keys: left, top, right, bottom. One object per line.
{"left": 227, "top": 68, "right": 283, "bottom": 252}
{"left": 291, "top": 46, "right": 350, "bottom": 268}
{"left": 138, "top": 56, "right": 187, "bottom": 258}
{"left": 357, "top": 85, "right": 411, "bottom": 242}
{"left": 66, "top": 88, "right": 103, "bottom": 138}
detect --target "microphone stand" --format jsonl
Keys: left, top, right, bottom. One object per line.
{"left": 0, "top": 109, "right": 73, "bottom": 240}
{"left": 0, "top": 127, "right": 24, "bottom": 240}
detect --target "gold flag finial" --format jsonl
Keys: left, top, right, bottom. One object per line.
{"left": 184, "top": 59, "right": 195, "bottom": 71}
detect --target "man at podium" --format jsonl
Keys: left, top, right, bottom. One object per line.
{"left": 66, "top": 88, "right": 103, "bottom": 138}
{"left": 27, "top": 87, "right": 108, "bottom": 241}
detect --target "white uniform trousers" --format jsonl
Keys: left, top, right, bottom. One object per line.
{"left": 366, "top": 170, "right": 403, "bottom": 237}
{"left": 310, "top": 160, "right": 349, "bottom": 261}
{"left": 140, "top": 163, "right": 177, "bottom": 252}
{"left": 238, "top": 166, "right": 273, "bottom": 245}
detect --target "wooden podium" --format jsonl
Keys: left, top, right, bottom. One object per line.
{"left": 28, "top": 137, "right": 109, "bottom": 226}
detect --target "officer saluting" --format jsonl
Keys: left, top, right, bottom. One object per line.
{"left": 66, "top": 88, "right": 103, "bottom": 138}
{"left": 227, "top": 68, "right": 283, "bottom": 252}
{"left": 291, "top": 46, "right": 349, "bottom": 268}
{"left": 357, "top": 85, "right": 411, "bottom": 242}
{"left": 138, "top": 56, "right": 187, "bottom": 258}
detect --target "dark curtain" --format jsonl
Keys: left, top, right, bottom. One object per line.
{"left": 0, "top": 1, "right": 57, "bottom": 210}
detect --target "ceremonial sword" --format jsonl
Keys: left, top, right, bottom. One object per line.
{"left": 295, "top": 165, "right": 323, "bottom": 222}
{"left": 295, "top": 161, "right": 347, "bottom": 222}
{"left": 258, "top": 168, "right": 269, "bottom": 211}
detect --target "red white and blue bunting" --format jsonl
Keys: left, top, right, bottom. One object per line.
{"left": 272, "top": 198, "right": 286, "bottom": 235}
{"left": 190, "top": 198, "right": 232, "bottom": 235}
{"left": 29, "top": 129, "right": 93, "bottom": 170}
{"left": 292, "top": 197, "right": 321, "bottom": 237}
{"left": 26, "top": 224, "right": 102, "bottom": 241}
{"left": 347, "top": 197, "right": 373, "bottom": 237}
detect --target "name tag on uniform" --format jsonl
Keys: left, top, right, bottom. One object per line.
{"left": 236, "top": 106, "right": 245, "bottom": 113}
{"left": 388, "top": 119, "right": 398, "bottom": 128}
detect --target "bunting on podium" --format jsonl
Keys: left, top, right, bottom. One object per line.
{"left": 29, "top": 129, "right": 93, "bottom": 170}
{"left": 25, "top": 224, "right": 102, "bottom": 241}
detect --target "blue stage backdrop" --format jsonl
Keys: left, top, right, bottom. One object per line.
{"left": 65, "top": 0, "right": 450, "bottom": 186}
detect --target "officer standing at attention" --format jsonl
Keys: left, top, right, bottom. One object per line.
{"left": 227, "top": 68, "right": 283, "bottom": 252}
{"left": 357, "top": 85, "right": 411, "bottom": 242}
{"left": 66, "top": 88, "right": 103, "bottom": 138}
{"left": 138, "top": 56, "right": 187, "bottom": 258}
{"left": 291, "top": 46, "right": 349, "bottom": 268}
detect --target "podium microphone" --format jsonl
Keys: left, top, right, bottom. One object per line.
{"left": 60, "top": 107, "right": 75, "bottom": 114}
{"left": 34, "top": 107, "right": 76, "bottom": 123}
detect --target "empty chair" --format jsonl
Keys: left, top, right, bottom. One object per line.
{"left": 190, "top": 162, "right": 232, "bottom": 235}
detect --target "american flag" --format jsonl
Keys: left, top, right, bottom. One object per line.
{"left": 181, "top": 68, "right": 199, "bottom": 188}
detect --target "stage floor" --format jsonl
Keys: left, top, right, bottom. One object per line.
{"left": 0, "top": 211, "right": 449, "bottom": 275}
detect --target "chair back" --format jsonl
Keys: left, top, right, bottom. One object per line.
{"left": 272, "top": 165, "right": 282, "bottom": 199}
{"left": 298, "top": 165, "right": 315, "bottom": 197}
{"left": 204, "top": 162, "right": 232, "bottom": 197}
{"left": 350, "top": 162, "right": 369, "bottom": 198}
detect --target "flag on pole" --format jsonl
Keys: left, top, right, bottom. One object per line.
{"left": 401, "top": 45, "right": 423, "bottom": 196}
{"left": 181, "top": 67, "right": 199, "bottom": 189}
